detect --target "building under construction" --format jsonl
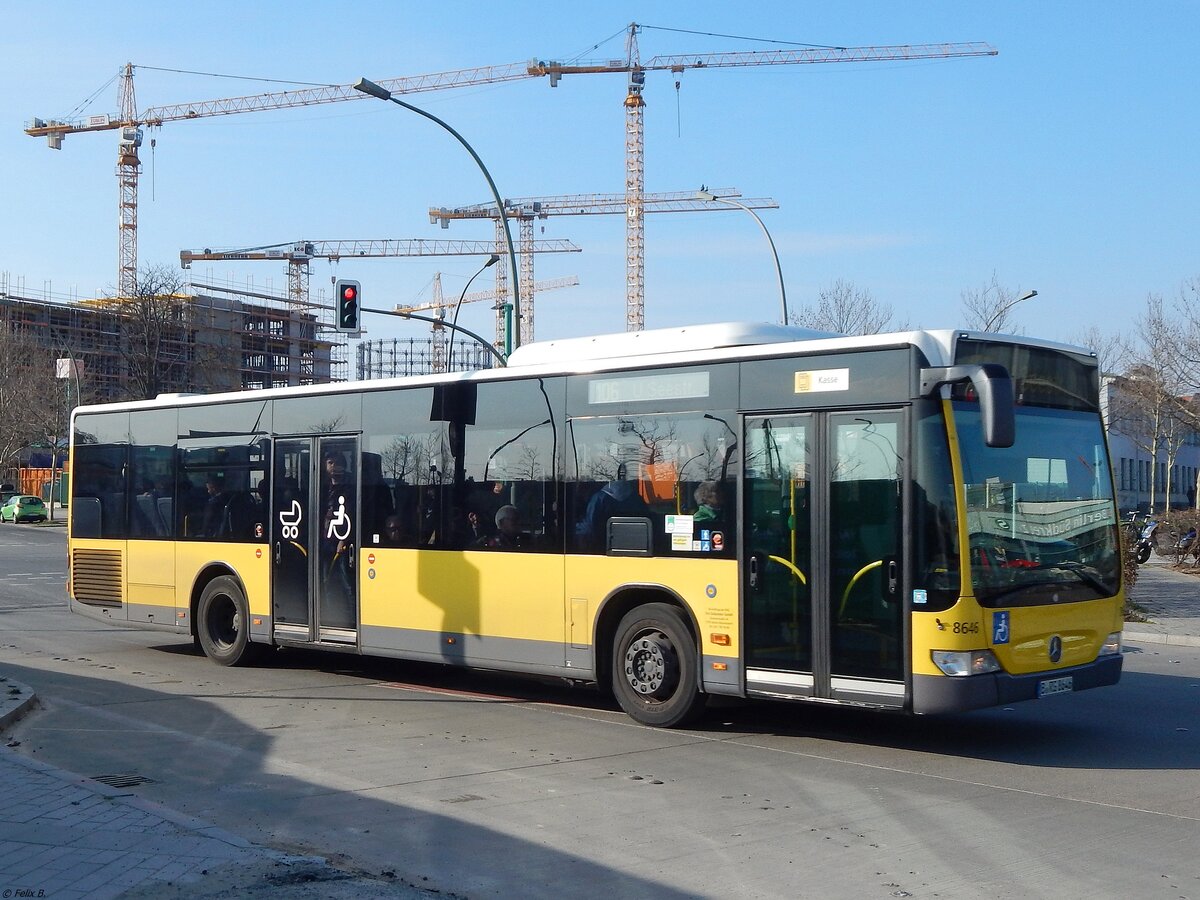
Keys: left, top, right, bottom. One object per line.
{"left": 356, "top": 336, "right": 496, "bottom": 380}
{"left": 0, "top": 283, "right": 339, "bottom": 403}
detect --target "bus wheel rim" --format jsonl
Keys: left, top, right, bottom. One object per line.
{"left": 624, "top": 632, "right": 678, "bottom": 699}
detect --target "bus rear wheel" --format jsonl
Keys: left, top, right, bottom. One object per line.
{"left": 612, "top": 603, "right": 705, "bottom": 728}
{"left": 197, "top": 576, "right": 259, "bottom": 666}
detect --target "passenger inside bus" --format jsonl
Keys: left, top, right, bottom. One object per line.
{"left": 575, "top": 464, "right": 649, "bottom": 552}
{"left": 479, "top": 504, "right": 524, "bottom": 550}
{"left": 381, "top": 515, "right": 407, "bottom": 546}
{"left": 692, "top": 481, "right": 724, "bottom": 523}
{"left": 201, "top": 476, "right": 230, "bottom": 537}
{"left": 466, "top": 480, "right": 507, "bottom": 543}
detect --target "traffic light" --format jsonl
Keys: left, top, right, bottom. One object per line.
{"left": 334, "top": 280, "right": 361, "bottom": 335}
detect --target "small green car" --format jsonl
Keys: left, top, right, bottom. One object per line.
{"left": 0, "top": 495, "right": 47, "bottom": 523}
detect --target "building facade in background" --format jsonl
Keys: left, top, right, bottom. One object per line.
{"left": 0, "top": 287, "right": 336, "bottom": 403}
{"left": 1102, "top": 374, "right": 1200, "bottom": 514}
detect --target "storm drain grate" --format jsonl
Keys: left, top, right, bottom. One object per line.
{"left": 91, "top": 773, "right": 157, "bottom": 788}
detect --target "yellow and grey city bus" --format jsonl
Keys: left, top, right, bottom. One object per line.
{"left": 67, "top": 322, "right": 1123, "bottom": 727}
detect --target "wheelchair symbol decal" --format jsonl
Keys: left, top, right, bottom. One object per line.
{"left": 992, "top": 610, "right": 1010, "bottom": 645}
{"left": 279, "top": 499, "right": 303, "bottom": 539}
{"left": 326, "top": 495, "right": 351, "bottom": 541}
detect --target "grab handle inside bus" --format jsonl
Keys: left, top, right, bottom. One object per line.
{"left": 919, "top": 363, "right": 1015, "bottom": 448}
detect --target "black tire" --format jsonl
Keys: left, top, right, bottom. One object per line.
{"left": 611, "top": 602, "right": 706, "bottom": 728}
{"left": 1136, "top": 544, "right": 1151, "bottom": 564}
{"left": 196, "top": 576, "right": 259, "bottom": 666}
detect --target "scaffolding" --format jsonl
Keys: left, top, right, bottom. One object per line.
{"left": 0, "top": 281, "right": 336, "bottom": 402}
{"left": 356, "top": 336, "right": 497, "bottom": 380}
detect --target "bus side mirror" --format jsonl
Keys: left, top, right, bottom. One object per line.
{"left": 920, "top": 364, "right": 1015, "bottom": 448}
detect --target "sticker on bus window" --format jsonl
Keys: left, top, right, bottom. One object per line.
{"left": 913, "top": 589, "right": 928, "bottom": 605}
{"left": 671, "top": 533, "right": 693, "bottom": 551}
{"left": 665, "top": 514, "right": 694, "bottom": 535}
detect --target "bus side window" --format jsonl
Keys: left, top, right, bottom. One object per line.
{"left": 223, "top": 491, "right": 257, "bottom": 539}
{"left": 72, "top": 497, "right": 102, "bottom": 538}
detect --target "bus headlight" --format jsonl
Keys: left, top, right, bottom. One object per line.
{"left": 931, "top": 649, "right": 1002, "bottom": 677}
{"left": 1098, "top": 632, "right": 1122, "bottom": 656}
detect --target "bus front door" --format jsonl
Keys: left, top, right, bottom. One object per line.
{"left": 743, "top": 410, "right": 905, "bottom": 708}
{"left": 271, "top": 436, "right": 360, "bottom": 645}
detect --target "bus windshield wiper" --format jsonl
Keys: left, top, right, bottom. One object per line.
{"left": 1026, "top": 561, "right": 1112, "bottom": 594}
{"left": 978, "top": 561, "right": 1112, "bottom": 604}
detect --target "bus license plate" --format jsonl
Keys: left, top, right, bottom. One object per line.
{"left": 1037, "top": 676, "right": 1074, "bottom": 698}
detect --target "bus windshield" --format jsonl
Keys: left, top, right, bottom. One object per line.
{"left": 954, "top": 403, "right": 1119, "bottom": 607}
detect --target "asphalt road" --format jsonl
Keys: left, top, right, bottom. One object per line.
{"left": 1, "top": 525, "right": 1198, "bottom": 899}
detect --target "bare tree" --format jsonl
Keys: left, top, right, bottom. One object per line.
{"left": 382, "top": 435, "right": 423, "bottom": 484}
{"left": 791, "top": 279, "right": 896, "bottom": 335}
{"left": 1069, "top": 326, "right": 1129, "bottom": 378}
{"left": 115, "top": 264, "right": 191, "bottom": 401}
{"left": 1110, "top": 295, "right": 1194, "bottom": 512}
{"left": 0, "top": 321, "right": 53, "bottom": 473}
{"left": 1172, "top": 275, "right": 1200, "bottom": 388}
{"left": 959, "top": 272, "right": 1036, "bottom": 333}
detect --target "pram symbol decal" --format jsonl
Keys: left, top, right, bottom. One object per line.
{"left": 279, "top": 500, "right": 302, "bottom": 539}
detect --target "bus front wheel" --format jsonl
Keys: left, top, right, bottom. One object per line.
{"left": 612, "top": 603, "right": 705, "bottom": 728}
{"left": 197, "top": 576, "right": 258, "bottom": 666}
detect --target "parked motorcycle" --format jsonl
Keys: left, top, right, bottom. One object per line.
{"left": 1174, "top": 526, "right": 1198, "bottom": 565}
{"left": 1136, "top": 518, "right": 1160, "bottom": 564}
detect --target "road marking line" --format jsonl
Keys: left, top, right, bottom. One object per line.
{"left": 374, "top": 681, "right": 518, "bottom": 702}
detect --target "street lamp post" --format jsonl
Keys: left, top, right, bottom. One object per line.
{"left": 49, "top": 340, "right": 83, "bottom": 523}
{"left": 448, "top": 254, "right": 500, "bottom": 370}
{"left": 353, "top": 77, "right": 523, "bottom": 355}
{"left": 697, "top": 189, "right": 788, "bottom": 325}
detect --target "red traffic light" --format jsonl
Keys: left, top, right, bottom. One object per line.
{"left": 334, "top": 279, "right": 361, "bottom": 334}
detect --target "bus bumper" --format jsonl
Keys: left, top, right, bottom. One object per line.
{"left": 912, "top": 654, "right": 1123, "bottom": 715}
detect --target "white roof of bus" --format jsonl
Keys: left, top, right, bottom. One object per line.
{"left": 505, "top": 321, "right": 837, "bottom": 365}
{"left": 71, "top": 322, "right": 1095, "bottom": 417}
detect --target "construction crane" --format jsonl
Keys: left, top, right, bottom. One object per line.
{"left": 27, "top": 25, "right": 994, "bottom": 324}
{"left": 525, "top": 27, "right": 995, "bottom": 330}
{"left": 27, "top": 62, "right": 539, "bottom": 301}
{"left": 430, "top": 188, "right": 778, "bottom": 340}
{"left": 397, "top": 272, "right": 580, "bottom": 371}
{"left": 180, "top": 237, "right": 580, "bottom": 315}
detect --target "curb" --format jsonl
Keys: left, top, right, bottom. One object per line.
{"left": 0, "top": 677, "right": 36, "bottom": 731}
{"left": 1123, "top": 630, "right": 1200, "bottom": 648}
{"left": 0, "top": 679, "right": 257, "bottom": 852}
{"left": 0, "top": 681, "right": 344, "bottom": 869}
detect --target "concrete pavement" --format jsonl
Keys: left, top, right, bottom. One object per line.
{"left": 0, "top": 682, "right": 430, "bottom": 897}
{"left": 1123, "top": 555, "right": 1200, "bottom": 647}
{"left": 1, "top": 561, "right": 1197, "bottom": 896}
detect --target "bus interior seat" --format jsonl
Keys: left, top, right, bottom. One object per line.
{"left": 133, "top": 494, "right": 167, "bottom": 536}
{"left": 156, "top": 497, "right": 174, "bottom": 535}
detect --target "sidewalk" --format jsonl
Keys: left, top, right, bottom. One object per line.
{"left": 2, "top": 561, "right": 1197, "bottom": 896}
{"left": 0, "top": 679, "right": 427, "bottom": 898}
{"left": 1124, "top": 555, "right": 1200, "bottom": 647}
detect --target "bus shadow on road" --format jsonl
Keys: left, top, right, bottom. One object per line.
{"left": 1, "top": 659, "right": 700, "bottom": 900}
{"left": 699, "top": 670, "right": 1198, "bottom": 771}
{"left": 143, "top": 636, "right": 1198, "bottom": 771}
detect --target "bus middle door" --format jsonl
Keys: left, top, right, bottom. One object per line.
{"left": 271, "top": 436, "right": 360, "bottom": 645}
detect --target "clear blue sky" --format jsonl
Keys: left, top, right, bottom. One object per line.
{"left": 3, "top": 2, "right": 1197, "bottom": 351}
